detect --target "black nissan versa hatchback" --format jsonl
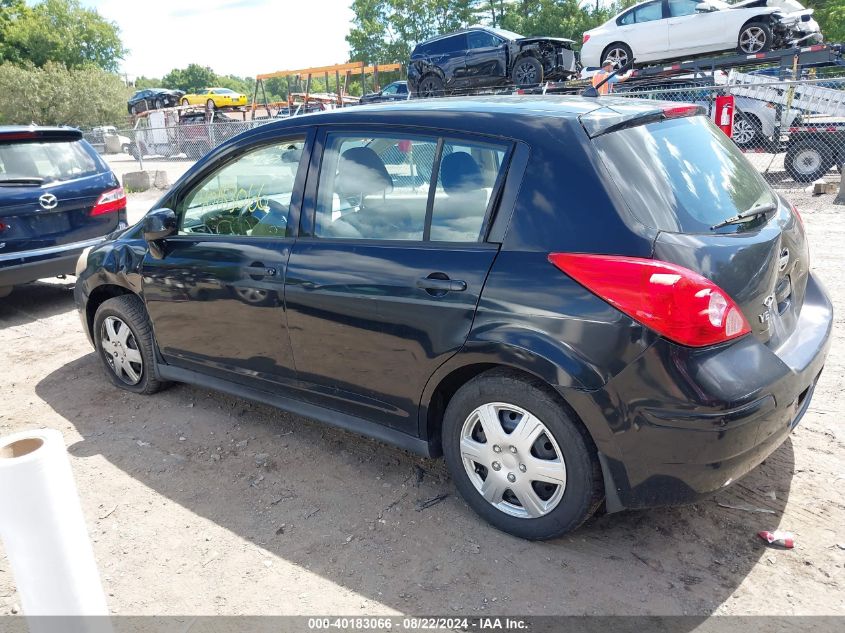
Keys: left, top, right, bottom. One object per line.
{"left": 74, "top": 96, "right": 832, "bottom": 540}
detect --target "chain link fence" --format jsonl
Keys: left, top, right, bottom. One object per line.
{"left": 84, "top": 74, "right": 845, "bottom": 190}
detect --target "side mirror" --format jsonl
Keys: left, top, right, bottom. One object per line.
{"left": 697, "top": 2, "right": 715, "bottom": 12}
{"left": 143, "top": 208, "right": 177, "bottom": 242}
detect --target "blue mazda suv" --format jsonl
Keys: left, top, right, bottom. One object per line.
{"left": 0, "top": 126, "right": 127, "bottom": 298}
{"left": 74, "top": 97, "right": 832, "bottom": 539}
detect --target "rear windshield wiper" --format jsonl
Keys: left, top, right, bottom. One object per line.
{"left": 710, "top": 202, "right": 777, "bottom": 231}
{"left": 0, "top": 177, "right": 45, "bottom": 186}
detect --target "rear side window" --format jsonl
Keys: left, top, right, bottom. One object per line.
{"left": 423, "top": 34, "right": 467, "bottom": 55}
{"left": 593, "top": 116, "right": 775, "bottom": 233}
{"left": 314, "top": 133, "right": 510, "bottom": 242}
{"left": 0, "top": 140, "right": 98, "bottom": 184}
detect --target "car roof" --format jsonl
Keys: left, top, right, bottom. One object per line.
{"left": 248, "top": 95, "right": 682, "bottom": 137}
{"left": 416, "top": 26, "right": 498, "bottom": 46}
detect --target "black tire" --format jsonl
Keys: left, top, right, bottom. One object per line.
{"left": 732, "top": 112, "right": 762, "bottom": 148}
{"left": 121, "top": 143, "right": 130, "bottom": 155}
{"left": 129, "top": 104, "right": 138, "bottom": 115}
{"left": 93, "top": 295, "right": 168, "bottom": 395}
{"left": 129, "top": 143, "right": 141, "bottom": 160}
{"left": 442, "top": 369, "right": 604, "bottom": 540}
{"left": 206, "top": 99, "right": 216, "bottom": 110}
{"left": 417, "top": 75, "right": 445, "bottom": 98}
{"left": 738, "top": 21, "right": 773, "bottom": 54}
{"left": 785, "top": 139, "right": 834, "bottom": 182}
{"left": 511, "top": 56, "right": 543, "bottom": 87}
{"left": 181, "top": 98, "right": 190, "bottom": 107}
{"left": 600, "top": 42, "right": 633, "bottom": 70}
{"left": 0, "top": 286, "right": 13, "bottom": 299}
{"left": 154, "top": 98, "right": 163, "bottom": 109}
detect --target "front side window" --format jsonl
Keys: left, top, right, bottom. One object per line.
{"left": 668, "top": 0, "right": 701, "bottom": 17}
{"left": 178, "top": 139, "right": 305, "bottom": 237}
{"left": 314, "top": 132, "right": 509, "bottom": 242}
{"left": 468, "top": 30, "right": 501, "bottom": 49}
{"left": 382, "top": 83, "right": 398, "bottom": 95}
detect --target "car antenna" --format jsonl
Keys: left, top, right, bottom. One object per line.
{"left": 582, "top": 58, "right": 636, "bottom": 97}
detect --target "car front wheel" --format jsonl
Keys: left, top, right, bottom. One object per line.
{"left": 732, "top": 112, "right": 761, "bottom": 148}
{"left": 206, "top": 99, "right": 216, "bottom": 110}
{"left": 442, "top": 370, "right": 604, "bottom": 540}
{"left": 93, "top": 295, "right": 167, "bottom": 395}
{"left": 738, "top": 22, "right": 773, "bottom": 54}
{"left": 512, "top": 56, "right": 543, "bottom": 86}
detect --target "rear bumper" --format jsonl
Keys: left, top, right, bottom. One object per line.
{"left": 565, "top": 272, "right": 833, "bottom": 511}
{"left": 0, "top": 236, "right": 106, "bottom": 287}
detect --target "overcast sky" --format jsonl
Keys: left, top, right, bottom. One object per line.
{"left": 84, "top": 0, "right": 356, "bottom": 80}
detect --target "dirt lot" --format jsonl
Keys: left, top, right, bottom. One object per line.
{"left": 0, "top": 174, "right": 843, "bottom": 616}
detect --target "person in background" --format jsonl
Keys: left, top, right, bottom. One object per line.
{"left": 592, "top": 59, "right": 633, "bottom": 95}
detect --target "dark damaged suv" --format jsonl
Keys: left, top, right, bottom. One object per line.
{"left": 408, "top": 27, "right": 578, "bottom": 97}
{"left": 75, "top": 96, "right": 831, "bottom": 540}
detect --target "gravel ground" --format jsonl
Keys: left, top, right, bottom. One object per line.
{"left": 0, "top": 173, "right": 843, "bottom": 616}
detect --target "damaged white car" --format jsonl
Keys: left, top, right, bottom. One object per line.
{"left": 581, "top": 0, "right": 823, "bottom": 69}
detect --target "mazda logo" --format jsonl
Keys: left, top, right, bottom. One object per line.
{"left": 39, "top": 193, "right": 58, "bottom": 210}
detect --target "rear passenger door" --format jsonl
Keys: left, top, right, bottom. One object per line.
{"left": 285, "top": 128, "right": 512, "bottom": 432}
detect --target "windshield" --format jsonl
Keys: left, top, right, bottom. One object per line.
{"left": 0, "top": 140, "right": 98, "bottom": 184}
{"left": 593, "top": 116, "right": 775, "bottom": 233}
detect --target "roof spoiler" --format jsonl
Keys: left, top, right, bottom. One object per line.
{"left": 0, "top": 127, "right": 83, "bottom": 142}
{"left": 580, "top": 103, "right": 705, "bottom": 138}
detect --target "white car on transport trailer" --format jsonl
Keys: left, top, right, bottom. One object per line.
{"left": 581, "top": 0, "right": 821, "bottom": 70}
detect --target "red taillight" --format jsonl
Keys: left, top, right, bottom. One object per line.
{"left": 548, "top": 253, "right": 751, "bottom": 347}
{"left": 0, "top": 221, "right": 7, "bottom": 233}
{"left": 662, "top": 105, "right": 700, "bottom": 119}
{"left": 90, "top": 187, "right": 126, "bottom": 216}
{"left": 582, "top": 34, "right": 590, "bottom": 45}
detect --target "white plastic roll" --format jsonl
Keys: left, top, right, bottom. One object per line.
{"left": 0, "top": 428, "right": 108, "bottom": 617}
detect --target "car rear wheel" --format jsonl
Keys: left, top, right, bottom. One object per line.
{"left": 94, "top": 295, "right": 168, "bottom": 395}
{"left": 129, "top": 104, "right": 138, "bottom": 115}
{"left": 601, "top": 42, "right": 632, "bottom": 69}
{"left": 417, "top": 75, "right": 445, "bottom": 98}
{"left": 442, "top": 370, "right": 604, "bottom": 540}
{"left": 512, "top": 56, "right": 543, "bottom": 86}
{"left": 206, "top": 99, "right": 216, "bottom": 110}
{"left": 738, "top": 22, "right": 773, "bottom": 54}
{"left": 785, "top": 139, "right": 833, "bottom": 182}
{"left": 181, "top": 98, "right": 189, "bottom": 106}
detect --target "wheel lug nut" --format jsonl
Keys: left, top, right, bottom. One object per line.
{"left": 509, "top": 445, "right": 517, "bottom": 454}
{"left": 491, "top": 461, "right": 501, "bottom": 471}
{"left": 507, "top": 473, "right": 516, "bottom": 483}
{"left": 519, "top": 464, "right": 526, "bottom": 473}
{"left": 492, "top": 445, "right": 501, "bottom": 453}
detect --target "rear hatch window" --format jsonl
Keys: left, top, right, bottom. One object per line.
{"left": 592, "top": 114, "right": 808, "bottom": 348}
{"left": 592, "top": 116, "right": 775, "bottom": 234}
{"left": 0, "top": 140, "right": 99, "bottom": 185}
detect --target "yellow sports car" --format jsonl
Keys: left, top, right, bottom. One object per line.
{"left": 180, "top": 88, "right": 248, "bottom": 109}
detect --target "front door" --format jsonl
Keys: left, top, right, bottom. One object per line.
{"left": 667, "top": 0, "right": 728, "bottom": 55}
{"left": 285, "top": 129, "right": 512, "bottom": 432}
{"left": 464, "top": 30, "right": 507, "bottom": 87}
{"left": 142, "top": 135, "right": 309, "bottom": 388}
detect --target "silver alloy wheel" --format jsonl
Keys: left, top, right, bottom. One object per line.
{"left": 514, "top": 60, "right": 538, "bottom": 85}
{"left": 739, "top": 26, "right": 767, "bottom": 53}
{"left": 235, "top": 287, "right": 269, "bottom": 303}
{"left": 605, "top": 47, "right": 628, "bottom": 68}
{"left": 793, "top": 148, "right": 823, "bottom": 176}
{"left": 460, "top": 402, "right": 567, "bottom": 519}
{"left": 732, "top": 116, "right": 756, "bottom": 145}
{"left": 100, "top": 316, "right": 143, "bottom": 385}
